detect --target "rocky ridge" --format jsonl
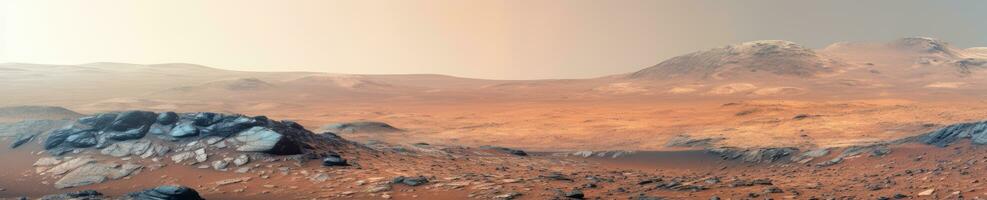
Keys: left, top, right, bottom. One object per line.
{"left": 13, "top": 110, "right": 361, "bottom": 189}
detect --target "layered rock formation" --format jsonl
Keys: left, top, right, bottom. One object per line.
{"left": 41, "top": 111, "right": 337, "bottom": 156}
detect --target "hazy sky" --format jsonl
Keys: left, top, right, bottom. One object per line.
{"left": 2, "top": 0, "right": 986, "bottom": 79}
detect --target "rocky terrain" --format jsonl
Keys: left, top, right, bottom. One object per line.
{"left": 3, "top": 37, "right": 987, "bottom": 199}
{"left": 1, "top": 107, "right": 987, "bottom": 199}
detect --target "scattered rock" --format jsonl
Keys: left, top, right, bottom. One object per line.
{"left": 171, "top": 151, "right": 196, "bottom": 163}
{"left": 918, "top": 188, "right": 935, "bottom": 196}
{"left": 391, "top": 176, "right": 429, "bottom": 186}
{"left": 47, "top": 157, "right": 97, "bottom": 175}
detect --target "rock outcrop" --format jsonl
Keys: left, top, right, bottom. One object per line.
{"left": 914, "top": 120, "right": 987, "bottom": 147}
{"left": 705, "top": 147, "right": 798, "bottom": 163}
{"left": 41, "top": 111, "right": 337, "bottom": 156}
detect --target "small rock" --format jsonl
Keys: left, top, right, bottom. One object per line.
{"left": 494, "top": 192, "right": 522, "bottom": 200}
{"left": 322, "top": 154, "right": 348, "bottom": 167}
{"left": 233, "top": 154, "right": 250, "bottom": 166}
{"left": 918, "top": 188, "right": 935, "bottom": 196}
{"left": 564, "top": 189, "right": 584, "bottom": 199}
{"left": 391, "top": 176, "right": 429, "bottom": 186}
{"left": 212, "top": 160, "right": 230, "bottom": 171}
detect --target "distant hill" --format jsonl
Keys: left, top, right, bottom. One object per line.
{"left": 0, "top": 105, "right": 83, "bottom": 122}
{"left": 628, "top": 40, "right": 847, "bottom": 80}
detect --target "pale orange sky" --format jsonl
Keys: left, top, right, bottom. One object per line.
{"left": 1, "top": 0, "right": 985, "bottom": 79}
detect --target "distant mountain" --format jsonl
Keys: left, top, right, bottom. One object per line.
{"left": 628, "top": 40, "right": 847, "bottom": 80}
{"left": 822, "top": 37, "right": 987, "bottom": 76}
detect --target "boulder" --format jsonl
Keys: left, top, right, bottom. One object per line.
{"left": 199, "top": 115, "right": 263, "bottom": 137}
{"left": 156, "top": 112, "right": 179, "bottom": 125}
{"left": 322, "top": 154, "right": 348, "bottom": 166}
{"left": 78, "top": 113, "right": 118, "bottom": 130}
{"left": 171, "top": 151, "right": 196, "bottom": 163}
{"left": 147, "top": 124, "right": 174, "bottom": 135}
{"left": 168, "top": 122, "right": 199, "bottom": 138}
{"left": 194, "top": 148, "right": 208, "bottom": 163}
{"left": 192, "top": 112, "right": 222, "bottom": 127}
{"left": 126, "top": 185, "right": 205, "bottom": 200}
{"left": 211, "top": 160, "right": 229, "bottom": 171}
{"left": 233, "top": 127, "right": 301, "bottom": 154}
{"left": 44, "top": 128, "right": 79, "bottom": 149}
{"left": 232, "top": 154, "right": 250, "bottom": 166}
{"left": 106, "top": 111, "right": 157, "bottom": 132}
{"left": 104, "top": 125, "right": 150, "bottom": 141}
{"left": 65, "top": 131, "right": 98, "bottom": 148}
{"left": 564, "top": 189, "right": 585, "bottom": 199}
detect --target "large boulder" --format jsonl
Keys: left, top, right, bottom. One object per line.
{"left": 106, "top": 111, "right": 157, "bottom": 132}
{"left": 233, "top": 127, "right": 301, "bottom": 154}
{"left": 126, "top": 185, "right": 205, "bottom": 200}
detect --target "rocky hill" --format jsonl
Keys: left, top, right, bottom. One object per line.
{"left": 628, "top": 40, "right": 847, "bottom": 80}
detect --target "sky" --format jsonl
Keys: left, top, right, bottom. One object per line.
{"left": 1, "top": 0, "right": 986, "bottom": 79}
